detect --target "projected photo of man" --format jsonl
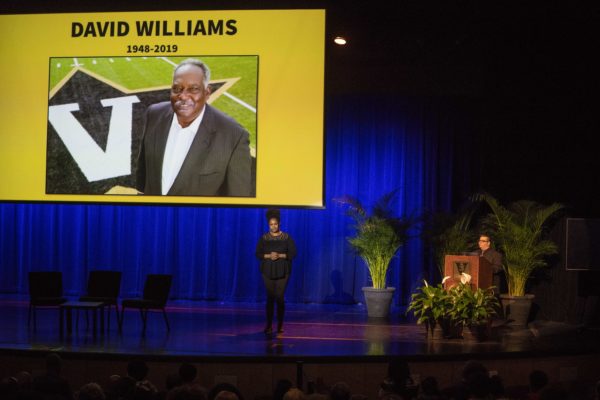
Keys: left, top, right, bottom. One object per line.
{"left": 136, "top": 58, "right": 253, "bottom": 197}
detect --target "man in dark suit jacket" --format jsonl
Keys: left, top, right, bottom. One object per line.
{"left": 136, "top": 58, "right": 252, "bottom": 197}
{"left": 478, "top": 234, "right": 505, "bottom": 293}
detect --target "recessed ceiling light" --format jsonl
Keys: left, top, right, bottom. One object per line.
{"left": 334, "top": 36, "right": 347, "bottom": 45}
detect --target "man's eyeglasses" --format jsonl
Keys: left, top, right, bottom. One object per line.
{"left": 478, "top": 240, "right": 490, "bottom": 243}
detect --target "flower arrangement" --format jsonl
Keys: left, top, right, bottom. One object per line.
{"left": 448, "top": 282, "right": 499, "bottom": 327}
{"left": 406, "top": 280, "right": 452, "bottom": 336}
{"left": 408, "top": 274, "right": 499, "bottom": 339}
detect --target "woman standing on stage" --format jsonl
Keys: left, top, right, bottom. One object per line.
{"left": 255, "top": 209, "right": 297, "bottom": 335}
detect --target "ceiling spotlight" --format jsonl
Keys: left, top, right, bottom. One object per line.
{"left": 333, "top": 36, "right": 347, "bottom": 45}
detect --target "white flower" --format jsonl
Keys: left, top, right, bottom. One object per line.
{"left": 442, "top": 276, "right": 451, "bottom": 284}
{"left": 460, "top": 272, "right": 472, "bottom": 284}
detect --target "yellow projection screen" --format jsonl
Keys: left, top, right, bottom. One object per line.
{"left": 0, "top": 10, "right": 325, "bottom": 206}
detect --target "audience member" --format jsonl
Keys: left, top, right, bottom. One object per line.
{"left": 378, "top": 394, "right": 404, "bottom": 400}
{"left": 132, "top": 380, "right": 158, "bottom": 400}
{"left": 167, "top": 384, "right": 207, "bottom": 400}
{"left": 15, "top": 371, "right": 34, "bottom": 391}
{"left": 528, "top": 370, "right": 549, "bottom": 400}
{"left": 417, "top": 376, "right": 441, "bottom": 400}
{"left": 329, "top": 382, "right": 350, "bottom": 400}
{"left": 165, "top": 374, "right": 184, "bottom": 391}
{"left": 32, "top": 353, "right": 73, "bottom": 400}
{"left": 214, "top": 390, "right": 239, "bottom": 400}
{"left": 379, "top": 359, "right": 416, "bottom": 399}
{"left": 158, "top": 374, "right": 183, "bottom": 400}
{"left": 179, "top": 364, "right": 198, "bottom": 385}
{"left": 77, "top": 382, "right": 106, "bottom": 400}
{"left": 208, "top": 383, "right": 243, "bottom": 400}
{"left": 112, "top": 359, "right": 152, "bottom": 400}
{"left": 273, "top": 380, "right": 293, "bottom": 400}
{"left": 441, "top": 360, "right": 488, "bottom": 400}
{"left": 128, "top": 360, "right": 150, "bottom": 382}
{"left": 283, "top": 388, "right": 306, "bottom": 400}
{"left": 461, "top": 361, "right": 488, "bottom": 383}
{"left": 0, "top": 375, "right": 19, "bottom": 399}
{"left": 109, "top": 375, "right": 134, "bottom": 400}
{"left": 538, "top": 384, "right": 568, "bottom": 400}
{"left": 489, "top": 374, "right": 508, "bottom": 399}
{"left": 466, "top": 371, "right": 492, "bottom": 399}
{"left": 16, "top": 388, "right": 44, "bottom": 400}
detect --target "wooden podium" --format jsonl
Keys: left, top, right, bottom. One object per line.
{"left": 443, "top": 254, "right": 493, "bottom": 290}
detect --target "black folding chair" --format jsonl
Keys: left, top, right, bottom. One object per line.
{"left": 120, "top": 274, "right": 172, "bottom": 333}
{"left": 79, "top": 270, "right": 122, "bottom": 329}
{"left": 28, "top": 271, "right": 67, "bottom": 330}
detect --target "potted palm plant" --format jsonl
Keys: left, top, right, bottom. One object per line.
{"left": 477, "top": 193, "right": 563, "bottom": 327}
{"left": 336, "top": 191, "right": 413, "bottom": 317}
{"left": 422, "top": 205, "right": 477, "bottom": 278}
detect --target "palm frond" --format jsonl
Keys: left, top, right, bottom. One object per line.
{"left": 333, "top": 195, "right": 366, "bottom": 220}
{"left": 338, "top": 191, "right": 412, "bottom": 289}
{"left": 476, "top": 193, "right": 563, "bottom": 296}
{"left": 422, "top": 200, "right": 478, "bottom": 278}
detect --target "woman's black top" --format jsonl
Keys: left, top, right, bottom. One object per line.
{"left": 255, "top": 232, "right": 297, "bottom": 279}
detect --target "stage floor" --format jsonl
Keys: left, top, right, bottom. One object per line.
{"left": 1, "top": 298, "right": 598, "bottom": 362}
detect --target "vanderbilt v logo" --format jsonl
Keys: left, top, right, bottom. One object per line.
{"left": 48, "top": 96, "right": 140, "bottom": 182}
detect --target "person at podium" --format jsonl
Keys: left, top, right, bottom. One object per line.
{"left": 478, "top": 234, "right": 504, "bottom": 293}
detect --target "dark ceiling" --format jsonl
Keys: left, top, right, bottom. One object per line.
{"left": 325, "top": 3, "right": 600, "bottom": 97}
{"left": 3, "top": 1, "right": 598, "bottom": 98}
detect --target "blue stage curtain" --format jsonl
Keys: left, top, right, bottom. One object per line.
{"left": 0, "top": 95, "right": 476, "bottom": 307}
